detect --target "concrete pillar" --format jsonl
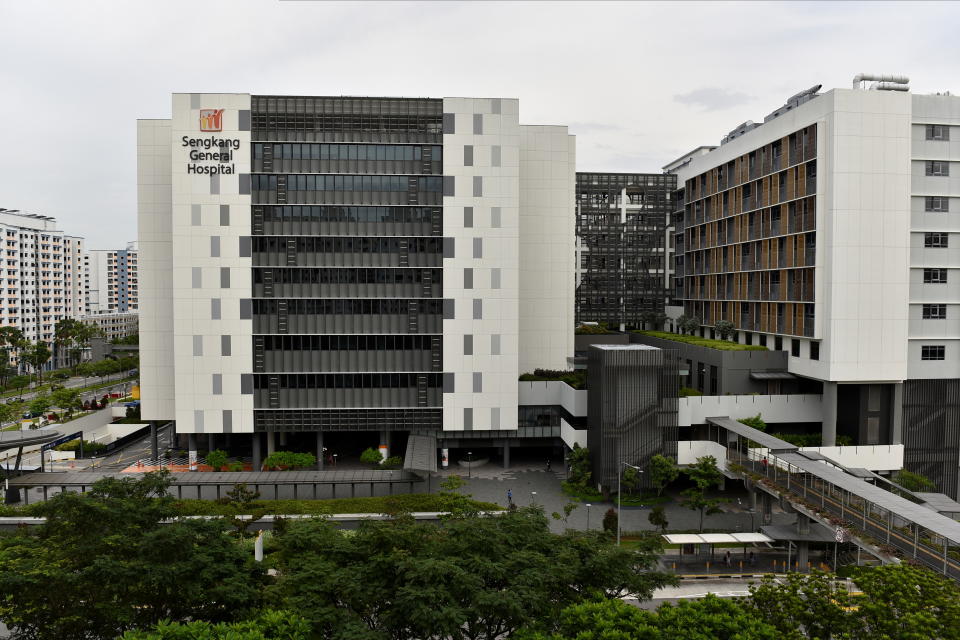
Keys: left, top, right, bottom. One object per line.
{"left": 891, "top": 382, "right": 904, "bottom": 445}
{"left": 266, "top": 431, "right": 276, "bottom": 456}
{"left": 797, "top": 514, "right": 811, "bottom": 535}
{"left": 278, "top": 431, "right": 287, "bottom": 447}
{"left": 796, "top": 541, "right": 809, "bottom": 572}
{"left": 252, "top": 434, "right": 262, "bottom": 471}
{"left": 822, "top": 381, "right": 838, "bottom": 447}
{"left": 188, "top": 434, "right": 198, "bottom": 472}
{"left": 750, "top": 489, "right": 758, "bottom": 511}
{"left": 503, "top": 440, "right": 510, "bottom": 469}
{"left": 150, "top": 422, "right": 159, "bottom": 461}
{"left": 761, "top": 492, "right": 773, "bottom": 525}
{"left": 379, "top": 430, "right": 390, "bottom": 461}
{"left": 316, "top": 432, "right": 324, "bottom": 470}
{"left": 208, "top": 434, "right": 215, "bottom": 453}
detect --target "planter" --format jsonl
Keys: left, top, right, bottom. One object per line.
{"left": 457, "top": 457, "right": 489, "bottom": 470}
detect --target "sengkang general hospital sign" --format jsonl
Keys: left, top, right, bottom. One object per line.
{"left": 182, "top": 135, "right": 240, "bottom": 175}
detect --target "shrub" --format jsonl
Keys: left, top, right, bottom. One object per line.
{"left": 54, "top": 439, "right": 106, "bottom": 455}
{"left": 382, "top": 455, "right": 403, "bottom": 469}
{"left": 679, "top": 387, "right": 703, "bottom": 397}
{"left": 602, "top": 507, "right": 618, "bottom": 534}
{"left": 205, "top": 449, "right": 229, "bottom": 471}
{"left": 360, "top": 447, "right": 384, "bottom": 465}
{"left": 518, "top": 368, "right": 587, "bottom": 389}
{"left": 262, "top": 451, "right": 316, "bottom": 470}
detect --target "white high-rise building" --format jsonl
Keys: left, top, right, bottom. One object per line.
{"left": 667, "top": 76, "right": 960, "bottom": 495}
{"left": 138, "top": 94, "right": 574, "bottom": 466}
{"left": 84, "top": 241, "right": 139, "bottom": 315}
{"left": 0, "top": 209, "right": 85, "bottom": 349}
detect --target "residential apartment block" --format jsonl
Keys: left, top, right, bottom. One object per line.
{"left": 81, "top": 311, "right": 139, "bottom": 342}
{"left": 0, "top": 209, "right": 85, "bottom": 347}
{"left": 575, "top": 173, "right": 675, "bottom": 329}
{"left": 138, "top": 94, "right": 574, "bottom": 466}
{"left": 666, "top": 77, "right": 960, "bottom": 495}
{"left": 84, "top": 242, "right": 139, "bottom": 315}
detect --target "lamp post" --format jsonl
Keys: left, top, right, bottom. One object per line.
{"left": 586, "top": 503, "right": 592, "bottom": 530}
{"left": 617, "top": 462, "right": 643, "bottom": 546}
{"left": 467, "top": 451, "right": 472, "bottom": 480}
{"left": 531, "top": 491, "right": 537, "bottom": 507}
{"left": 332, "top": 454, "right": 338, "bottom": 468}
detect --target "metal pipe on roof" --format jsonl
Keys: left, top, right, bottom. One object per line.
{"left": 853, "top": 73, "right": 909, "bottom": 89}
{"left": 870, "top": 81, "right": 910, "bottom": 92}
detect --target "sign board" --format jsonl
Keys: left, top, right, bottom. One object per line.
{"left": 41, "top": 431, "right": 82, "bottom": 452}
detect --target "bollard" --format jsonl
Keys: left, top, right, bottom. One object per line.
{"left": 672, "top": 562, "right": 676, "bottom": 571}
{"left": 706, "top": 561, "right": 710, "bottom": 572}
{"left": 739, "top": 560, "right": 743, "bottom": 572}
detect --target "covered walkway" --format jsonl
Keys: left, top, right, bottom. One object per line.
{"left": 707, "top": 416, "right": 960, "bottom": 581}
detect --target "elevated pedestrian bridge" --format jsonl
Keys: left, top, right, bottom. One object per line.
{"left": 705, "top": 416, "right": 960, "bottom": 581}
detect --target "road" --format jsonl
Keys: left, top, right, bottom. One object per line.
{"left": 2, "top": 371, "right": 135, "bottom": 405}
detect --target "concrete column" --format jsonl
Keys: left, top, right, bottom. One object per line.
{"left": 891, "top": 382, "right": 904, "bottom": 445}
{"left": 750, "top": 489, "right": 758, "bottom": 511}
{"left": 796, "top": 541, "right": 809, "bottom": 572}
{"left": 187, "top": 434, "right": 198, "bottom": 472}
{"left": 761, "top": 492, "right": 773, "bottom": 525}
{"left": 822, "top": 381, "right": 838, "bottom": 447}
{"left": 797, "top": 514, "right": 811, "bottom": 535}
{"left": 252, "top": 434, "right": 262, "bottom": 470}
{"left": 379, "top": 430, "right": 390, "bottom": 460}
{"left": 316, "top": 432, "right": 324, "bottom": 470}
{"left": 503, "top": 440, "right": 510, "bottom": 469}
{"left": 150, "top": 422, "right": 159, "bottom": 461}
{"left": 207, "top": 434, "right": 215, "bottom": 453}
{"left": 266, "top": 431, "right": 276, "bottom": 456}
{"left": 278, "top": 431, "right": 287, "bottom": 447}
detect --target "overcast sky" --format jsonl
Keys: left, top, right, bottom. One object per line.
{"left": 1, "top": 1, "right": 957, "bottom": 248}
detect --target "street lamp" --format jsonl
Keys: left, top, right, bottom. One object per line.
{"left": 586, "top": 503, "right": 592, "bottom": 530}
{"left": 467, "top": 451, "right": 473, "bottom": 480}
{"left": 332, "top": 454, "right": 338, "bottom": 468}
{"left": 530, "top": 491, "right": 537, "bottom": 507}
{"left": 618, "top": 462, "right": 643, "bottom": 546}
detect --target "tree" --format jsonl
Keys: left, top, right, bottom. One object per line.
{"left": 50, "top": 387, "right": 82, "bottom": 418}
{"left": 359, "top": 446, "right": 383, "bottom": 465}
{"left": 566, "top": 443, "right": 592, "bottom": 487}
{"left": 679, "top": 455, "right": 724, "bottom": 532}
{"left": 121, "top": 610, "right": 311, "bottom": 640}
{"left": 676, "top": 314, "right": 690, "bottom": 334}
{"left": 714, "top": 319, "right": 735, "bottom": 340}
{"left": 892, "top": 469, "right": 935, "bottom": 493}
{"left": 268, "top": 509, "right": 674, "bottom": 640}
{"left": 55, "top": 318, "right": 100, "bottom": 373}
{"left": 9, "top": 374, "right": 30, "bottom": 397}
{"left": 738, "top": 413, "right": 767, "bottom": 432}
{"left": 28, "top": 394, "right": 51, "bottom": 417}
{"left": 517, "top": 594, "right": 780, "bottom": 640}
{"left": 621, "top": 465, "right": 641, "bottom": 496}
{"left": 206, "top": 449, "right": 229, "bottom": 472}
{"left": 685, "top": 316, "right": 701, "bottom": 336}
{"left": 0, "top": 472, "right": 264, "bottom": 640}
{"left": 648, "top": 505, "right": 669, "bottom": 533}
{"left": 602, "top": 507, "right": 618, "bottom": 534}
{"left": 648, "top": 454, "right": 679, "bottom": 497}
{"left": 21, "top": 342, "right": 51, "bottom": 384}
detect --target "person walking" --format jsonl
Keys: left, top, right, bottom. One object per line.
{"left": 546, "top": 458, "right": 551, "bottom": 472}
{"left": 724, "top": 550, "right": 732, "bottom": 568}
{"left": 748, "top": 551, "right": 756, "bottom": 567}
{"left": 507, "top": 489, "right": 513, "bottom": 505}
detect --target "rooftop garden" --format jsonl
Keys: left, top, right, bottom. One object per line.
{"left": 632, "top": 330, "right": 768, "bottom": 352}
{"left": 519, "top": 369, "right": 587, "bottom": 389}
{"left": 575, "top": 322, "right": 615, "bottom": 335}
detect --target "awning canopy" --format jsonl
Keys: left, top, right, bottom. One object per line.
{"left": 750, "top": 370, "right": 796, "bottom": 381}
{"left": 662, "top": 532, "right": 773, "bottom": 545}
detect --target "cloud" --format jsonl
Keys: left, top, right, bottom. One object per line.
{"left": 674, "top": 87, "right": 754, "bottom": 111}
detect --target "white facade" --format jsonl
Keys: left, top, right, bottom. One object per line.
{"left": 675, "top": 88, "right": 914, "bottom": 384}
{"left": 0, "top": 209, "right": 86, "bottom": 347}
{"left": 139, "top": 93, "right": 575, "bottom": 438}
{"left": 81, "top": 311, "right": 138, "bottom": 341}
{"left": 85, "top": 242, "right": 139, "bottom": 315}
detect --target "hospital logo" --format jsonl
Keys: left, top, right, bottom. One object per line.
{"left": 199, "top": 109, "right": 224, "bottom": 132}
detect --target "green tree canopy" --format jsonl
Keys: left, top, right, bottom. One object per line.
{"left": 892, "top": 469, "right": 935, "bottom": 493}
{"left": 648, "top": 454, "right": 679, "bottom": 497}
{"left": 21, "top": 343, "right": 51, "bottom": 383}
{"left": 0, "top": 472, "right": 264, "bottom": 640}
{"left": 121, "top": 610, "right": 311, "bottom": 640}
{"left": 268, "top": 508, "right": 674, "bottom": 639}
{"left": 680, "top": 455, "right": 724, "bottom": 531}
{"left": 50, "top": 387, "right": 82, "bottom": 416}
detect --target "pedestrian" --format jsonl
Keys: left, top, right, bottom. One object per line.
{"left": 546, "top": 458, "right": 551, "bottom": 472}
{"left": 761, "top": 457, "right": 768, "bottom": 468}
{"left": 507, "top": 489, "right": 513, "bottom": 505}
{"left": 724, "top": 550, "right": 732, "bottom": 568}
{"left": 748, "top": 551, "right": 756, "bottom": 566}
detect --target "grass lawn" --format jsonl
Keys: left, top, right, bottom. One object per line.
{"left": 632, "top": 330, "right": 768, "bottom": 352}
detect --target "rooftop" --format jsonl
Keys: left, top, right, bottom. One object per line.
{"left": 632, "top": 331, "right": 768, "bottom": 352}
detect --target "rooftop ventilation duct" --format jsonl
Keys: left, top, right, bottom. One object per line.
{"left": 763, "top": 84, "right": 822, "bottom": 123}
{"left": 870, "top": 81, "right": 909, "bottom": 92}
{"left": 853, "top": 73, "right": 909, "bottom": 89}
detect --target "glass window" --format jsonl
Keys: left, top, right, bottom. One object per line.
{"left": 925, "top": 196, "right": 949, "bottom": 212}
{"left": 922, "top": 304, "right": 947, "bottom": 319}
{"left": 925, "top": 233, "right": 949, "bottom": 248}
{"left": 926, "top": 161, "right": 950, "bottom": 176}
{"left": 921, "top": 345, "right": 945, "bottom": 360}
{"left": 923, "top": 268, "right": 948, "bottom": 284}
{"left": 926, "top": 124, "right": 950, "bottom": 140}
{"left": 810, "top": 341, "right": 819, "bottom": 360}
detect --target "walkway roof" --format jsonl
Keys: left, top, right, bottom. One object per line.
{"left": 777, "top": 451, "right": 960, "bottom": 543}
{"left": 0, "top": 429, "right": 62, "bottom": 452}
{"left": 706, "top": 416, "right": 799, "bottom": 452}
{"left": 663, "top": 533, "right": 773, "bottom": 545}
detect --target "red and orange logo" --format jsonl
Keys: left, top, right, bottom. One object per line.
{"left": 199, "top": 109, "right": 224, "bottom": 132}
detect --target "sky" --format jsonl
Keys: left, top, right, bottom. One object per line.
{"left": 1, "top": 0, "right": 958, "bottom": 248}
